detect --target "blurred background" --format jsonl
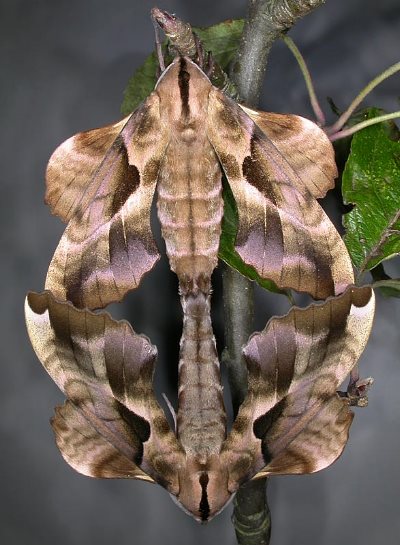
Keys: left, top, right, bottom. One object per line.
{"left": 1, "top": 0, "right": 399, "bottom": 543}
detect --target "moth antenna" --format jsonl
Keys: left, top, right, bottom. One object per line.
{"left": 162, "top": 393, "right": 177, "bottom": 432}
{"left": 349, "top": 363, "right": 360, "bottom": 388}
{"left": 151, "top": 10, "right": 166, "bottom": 72}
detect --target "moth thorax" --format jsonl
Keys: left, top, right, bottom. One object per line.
{"left": 179, "top": 274, "right": 211, "bottom": 296}
{"left": 177, "top": 119, "right": 202, "bottom": 144}
{"left": 156, "top": 56, "right": 212, "bottom": 128}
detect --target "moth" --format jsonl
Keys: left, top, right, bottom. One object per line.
{"left": 25, "top": 286, "right": 375, "bottom": 522}
{"left": 45, "top": 56, "right": 354, "bottom": 311}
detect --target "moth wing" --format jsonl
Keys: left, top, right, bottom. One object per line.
{"left": 208, "top": 89, "right": 353, "bottom": 299}
{"left": 239, "top": 106, "right": 336, "bottom": 199}
{"left": 45, "top": 93, "right": 169, "bottom": 309}
{"left": 250, "top": 396, "right": 352, "bottom": 479}
{"left": 52, "top": 401, "right": 154, "bottom": 481}
{"left": 25, "top": 291, "right": 184, "bottom": 493}
{"left": 46, "top": 115, "right": 130, "bottom": 222}
{"left": 221, "top": 286, "right": 375, "bottom": 488}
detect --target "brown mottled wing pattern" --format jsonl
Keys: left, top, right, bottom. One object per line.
{"left": 45, "top": 115, "right": 130, "bottom": 222}
{"left": 240, "top": 106, "right": 336, "bottom": 199}
{"left": 221, "top": 286, "right": 375, "bottom": 488}
{"left": 52, "top": 401, "right": 153, "bottom": 480}
{"left": 25, "top": 291, "right": 184, "bottom": 492}
{"left": 45, "top": 93, "right": 169, "bottom": 309}
{"left": 208, "top": 89, "right": 354, "bottom": 299}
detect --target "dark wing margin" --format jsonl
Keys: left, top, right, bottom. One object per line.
{"left": 25, "top": 291, "right": 185, "bottom": 493}
{"left": 208, "top": 89, "right": 354, "bottom": 299}
{"left": 45, "top": 92, "right": 169, "bottom": 309}
{"left": 220, "top": 286, "right": 375, "bottom": 488}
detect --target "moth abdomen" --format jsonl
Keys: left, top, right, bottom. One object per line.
{"left": 157, "top": 137, "right": 223, "bottom": 294}
{"left": 176, "top": 292, "right": 226, "bottom": 458}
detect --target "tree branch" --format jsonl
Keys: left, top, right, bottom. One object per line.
{"left": 231, "top": 0, "right": 326, "bottom": 107}
{"left": 223, "top": 1, "right": 326, "bottom": 544}
{"left": 232, "top": 479, "right": 272, "bottom": 545}
{"left": 222, "top": 268, "right": 254, "bottom": 410}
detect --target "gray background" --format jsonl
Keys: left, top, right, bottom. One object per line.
{"left": 1, "top": 1, "right": 400, "bottom": 544}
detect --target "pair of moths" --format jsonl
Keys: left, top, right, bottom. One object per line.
{"left": 26, "top": 56, "right": 373, "bottom": 521}
{"left": 26, "top": 286, "right": 374, "bottom": 522}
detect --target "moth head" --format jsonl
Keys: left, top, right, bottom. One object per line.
{"left": 155, "top": 56, "right": 212, "bottom": 128}
{"left": 174, "top": 456, "right": 233, "bottom": 523}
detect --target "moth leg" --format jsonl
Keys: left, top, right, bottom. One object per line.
{"left": 193, "top": 33, "right": 205, "bottom": 69}
{"left": 162, "top": 393, "right": 177, "bottom": 432}
{"left": 349, "top": 363, "right": 360, "bottom": 389}
{"left": 344, "top": 369, "right": 374, "bottom": 407}
{"left": 204, "top": 51, "right": 215, "bottom": 78}
{"left": 221, "top": 286, "right": 375, "bottom": 485}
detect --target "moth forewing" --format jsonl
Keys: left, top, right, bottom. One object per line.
{"left": 207, "top": 87, "right": 355, "bottom": 299}
{"left": 221, "top": 286, "right": 375, "bottom": 487}
{"left": 51, "top": 400, "right": 155, "bottom": 481}
{"left": 239, "top": 106, "right": 337, "bottom": 199}
{"left": 25, "top": 291, "right": 185, "bottom": 492}
{"left": 45, "top": 94, "right": 168, "bottom": 310}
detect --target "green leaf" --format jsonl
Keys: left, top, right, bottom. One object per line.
{"left": 219, "top": 181, "right": 290, "bottom": 297}
{"left": 372, "top": 279, "right": 400, "bottom": 298}
{"left": 342, "top": 107, "right": 400, "bottom": 273}
{"left": 121, "top": 51, "right": 160, "bottom": 115}
{"left": 121, "top": 19, "right": 244, "bottom": 115}
{"left": 195, "top": 19, "right": 244, "bottom": 69}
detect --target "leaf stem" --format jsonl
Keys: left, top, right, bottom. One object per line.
{"left": 231, "top": 0, "right": 326, "bottom": 107}
{"left": 329, "top": 111, "right": 400, "bottom": 141}
{"left": 281, "top": 34, "right": 326, "bottom": 125}
{"left": 222, "top": 267, "right": 254, "bottom": 410}
{"left": 372, "top": 279, "right": 400, "bottom": 289}
{"left": 326, "top": 61, "right": 400, "bottom": 135}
